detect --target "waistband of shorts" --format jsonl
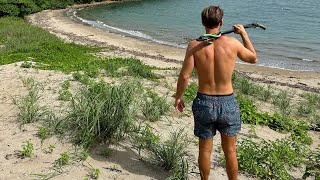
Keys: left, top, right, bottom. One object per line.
{"left": 196, "top": 92, "right": 235, "bottom": 101}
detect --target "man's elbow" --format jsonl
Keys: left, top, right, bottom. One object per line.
{"left": 249, "top": 54, "right": 257, "bottom": 64}
{"left": 179, "top": 73, "right": 190, "bottom": 81}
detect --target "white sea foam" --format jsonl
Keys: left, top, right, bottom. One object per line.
{"left": 302, "top": 58, "right": 317, "bottom": 62}
{"left": 71, "top": 10, "right": 185, "bottom": 48}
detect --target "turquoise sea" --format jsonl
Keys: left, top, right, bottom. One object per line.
{"left": 71, "top": 0, "right": 320, "bottom": 71}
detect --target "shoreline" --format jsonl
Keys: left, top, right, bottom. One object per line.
{"left": 27, "top": 2, "right": 320, "bottom": 92}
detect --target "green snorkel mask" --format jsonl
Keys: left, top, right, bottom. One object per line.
{"left": 196, "top": 32, "right": 222, "bottom": 44}
{"left": 196, "top": 22, "right": 266, "bottom": 44}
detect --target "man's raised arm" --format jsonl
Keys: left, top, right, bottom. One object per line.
{"left": 234, "top": 24, "right": 257, "bottom": 64}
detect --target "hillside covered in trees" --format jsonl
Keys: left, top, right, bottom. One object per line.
{"left": 0, "top": 0, "right": 108, "bottom": 17}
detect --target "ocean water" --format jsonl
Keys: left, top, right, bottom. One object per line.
{"left": 72, "top": 0, "right": 320, "bottom": 71}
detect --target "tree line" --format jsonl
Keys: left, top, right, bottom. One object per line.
{"left": 0, "top": 0, "right": 107, "bottom": 17}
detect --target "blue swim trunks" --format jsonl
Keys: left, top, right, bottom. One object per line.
{"left": 192, "top": 92, "right": 241, "bottom": 140}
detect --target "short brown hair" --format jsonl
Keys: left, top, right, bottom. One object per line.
{"left": 201, "top": 6, "right": 224, "bottom": 29}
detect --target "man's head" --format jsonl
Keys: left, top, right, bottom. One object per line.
{"left": 201, "top": 6, "right": 224, "bottom": 29}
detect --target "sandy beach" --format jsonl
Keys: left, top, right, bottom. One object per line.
{"left": 0, "top": 1, "right": 319, "bottom": 179}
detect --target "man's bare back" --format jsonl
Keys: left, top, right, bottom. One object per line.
{"left": 183, "top": 27, "right": 257, "bottom": 96}
{"left": 188, "top": 35, "right": 238, "bottom": 95}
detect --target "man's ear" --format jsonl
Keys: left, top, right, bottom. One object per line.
{"left": 219, "top": 19, "right": 223, "bottom": 27}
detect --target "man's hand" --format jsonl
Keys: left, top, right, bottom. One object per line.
{"left": 175, "top": 98, "right": 185, "bottom": 112}
{"left": 233, "top": 24, "right": 247, "bottom": 36}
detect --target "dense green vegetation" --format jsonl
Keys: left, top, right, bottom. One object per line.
{"left": 0, "top": 17, "right": 160, "bottom": 79}
{"left": 0, "top": 0, "right": 106, "bottom": 17}
{"left": 237, "top": 138, "right": 309, "bottom": 179}
{"left": 0, "top": 17, "right": 98, "bottom": 70}
{"left": 59, "top": 79, "right": 142, "bottom": 148}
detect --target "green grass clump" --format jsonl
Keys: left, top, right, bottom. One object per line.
{"left": 56, "top": 152, "right": 70, "bottom": 166}
{"left": 13, "top": 78, "right": 48, "bottom": 125}
{"left": 296, "top": 99, "right": 315, "bottom": 117}
{"left": 267, "top": 114, "right": 296, "bottom": 132}
{"left": 290, "top": 126, "right": 313, "bottom": 145}
{"left": 236, "top": 93, "right": 310, "bottom": 133}
{"left": 151, "top": 129, "right": 188, "bottom": 171}
{"left": 309, "top": 114, "right": 320, "bottom": 130}
{"left": 20, "top": 61, "right": 32, "bottom": 68}
{"left": 234, "top": 76, "right": 256, "bottom": 95}
{"left": 45, "top": 144, "right": 55, "bottom": 154}
{"left": 101, "top": 148, "right": 113, "bottom": 158}
{"left": 303, "top": 147, "right": 320, "bottom": 179}
{"left": 75, "top": 150, "right": 89, "bottom": 162}
{"left": 72, "top": 73, "right": 92, "bottom": 85}
{"left": 141, "top": 91, "right": 171, "bottom": 122}
{"left": 301, "top": 92, "right": 320, "bottom": 108}
{"left": 232, "top": 72, "right": 275, "bottom": 101}
{"left": 237, "top": 138, "right": 309, "bottom": 180}
{"left": 59, "top": 79, "right": 141, "bottom": 148}
{"left": 89, "top": 168, "right": 101, "bottom": 179}
{"left": 272, "top": 90, "right": 292, "bottom": 114}
{"left": 99, "top": 58, "right": 159, "bottom": 79}
{"left": 37, "top": 126, "right": 50, "bottom": 143}
{"left": 20, "top": 140, "right": 34, "bottom": 158}
{"left": 236, "top": 94, "right": 269, "bottom": 125}
{"left": 58, "top": 80, "right": 72, "bottom": 101}
{"left": 256, "top": 85, "right": 273, "bottom": 101}
{"left": 130, "top": 124, "right": 160, "bottom": 157}
{"left": 167, "top": 158, "right": 189, "bottom": 180}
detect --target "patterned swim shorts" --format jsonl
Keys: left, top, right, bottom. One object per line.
{"left": 192, "top": 92, "right": 241, "bottom": 140}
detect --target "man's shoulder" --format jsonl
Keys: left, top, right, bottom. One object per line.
{"left": 188, "top": 39, "right": 200, "bottom": 47}
{"left": 220, "top": 35, "right": 238, "bottom": 42}
{"left": 218, "top": 35, "right": 241, "bottom": 48}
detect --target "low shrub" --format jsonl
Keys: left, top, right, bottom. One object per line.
{"left": 237, "top": 138, "right": 309, "bottom": 180}
{"left": 167, "top": 158, "right": 189, "bottom": 180}
{"left": 56, "top": 152, "right": 70, "bottom": 166}
{"left": 236, "top": 94, "right": 269, "bottom": 125}
{"left": 100, "top": 57, "right": 159, "bottom": 80}
{"left": 303, "top": 147, "right": 320, "bottom": 179}
{"left": 12, "top": 78, "right": 48, "bottom": 125}
{"left": 58, "top": 80, "right": 72, "bottom": 101}
{"left": 20, "top": 140, "right": 34, "bottom": 158}
{"left": 141, "top": 91, "right": 170, "bottom": 122}
{"left": 267, "top": 113, "right": 295, "bottom": 132}
{"left": 301, "top": 92, "right": 320, "bottom": 108}
{"left": 151, "top": 129, "right": 188, "bottom": 171}
{"left": 256, "top": 85, "right": 273, "bottom": 101}
{"left": 130, "top": 124, "right": 160, "bottom": 157}
{"left": 290, "top": 127, "right": 313, "bottom": 145}
{"left": 272, "top": 90, "right": 292, "bottom": 114}
{"left": 89, "top": 168, "right": 101, "bottom": 179}
{"left": 37, "top": 126, "right": 50, "bottom": 143}
{"left": 58, "top": 79, "right": 141, "bottom": 148}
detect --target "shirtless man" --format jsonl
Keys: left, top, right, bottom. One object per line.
{"left": 175, "top": 6, "right": 257, "bottom": 180}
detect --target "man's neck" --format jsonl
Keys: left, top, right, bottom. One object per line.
{"left": 205, "top": 28, "right": 220, "bottom": 35}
